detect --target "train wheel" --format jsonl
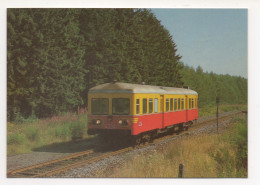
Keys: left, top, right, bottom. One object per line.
{"left": 169, "top": 127, "right": 175, "bottom": 135}
{"left": 177, "top": 123, "right": 184, "bottom": 134}
{"left": 135, "top": 137, "right": 142, "bottom": 145}
{"left": 131, "top": 135, "right": 142, "bottom": 148}
{"left": 148, "top": 133, "right": 154, "bottom": 143}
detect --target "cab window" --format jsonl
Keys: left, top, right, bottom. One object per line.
{"left": 91, "top": 98, "right": 109, "bottom": 115}
{"left": 112, "top": 98, "right": 130, "bottom": 115}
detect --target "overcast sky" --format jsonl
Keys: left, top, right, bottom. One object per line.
{"left": 151, "top": 9, "right": 248, "bottom": 78}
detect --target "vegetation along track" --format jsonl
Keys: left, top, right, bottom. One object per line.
{"left": 7, "top": 110, "right": 245, "bottom": 178}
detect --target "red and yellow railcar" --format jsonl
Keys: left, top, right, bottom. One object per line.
{"left": 87, "top": 82, "right": 198, "bottom": 142}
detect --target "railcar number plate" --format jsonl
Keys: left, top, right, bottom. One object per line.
{"left": 104, "top": 124, "right": 116, "bottom": 129}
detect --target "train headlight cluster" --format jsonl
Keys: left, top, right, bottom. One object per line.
{"left": 118, "top": 119, "right": 128, "bottom": 126}
{"left": 92, "top": 119, "right": 102, "bottom": 125}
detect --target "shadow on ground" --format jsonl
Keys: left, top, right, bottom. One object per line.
{"left": 32, "top": 137, "right": 98, "bottom": 153}
{"left": 32, "top": 136, "right": 132, "bottom": 154}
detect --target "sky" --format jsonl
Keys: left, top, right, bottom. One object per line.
{"left": 151, "top": 9, "right": 248, "bottom": 78}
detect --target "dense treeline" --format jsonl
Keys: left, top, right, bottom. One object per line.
{"left": 7, "top": 8, "right": 183, "bottom": 120}
{"left": 181, "top": 65, "right": 247, "bottom": 107}
{"left": 7, "top": 8, "right": 247, "bottom": 121}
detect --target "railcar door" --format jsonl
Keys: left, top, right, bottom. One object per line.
{"left": 185, "top": 95, "right": 188, "bottom": 122}
{"left": 160, "top": 95, "right": 164, "bottom": 128}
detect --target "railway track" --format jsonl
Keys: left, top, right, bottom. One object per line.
{"left": 7, "top": 110, "right": 245, "bottom": 178}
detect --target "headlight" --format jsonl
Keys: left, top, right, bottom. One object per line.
{"left": 118, "top": 119, "right": 128, "bottom": 126}
{"left": 92, "top": 119, "right": 102, "bottom": 125}
{"left": 96, "top": 119, "right": 101, "bottom": 124}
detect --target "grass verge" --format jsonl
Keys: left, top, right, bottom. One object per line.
{"left": 198, "top": 104, "right": 247, "bottom": 118}
{"left": 7, "top": 111, "right": 88, "bottom": 156}
{"left": 104, "top": 116, "right": 247, "bottom": 178}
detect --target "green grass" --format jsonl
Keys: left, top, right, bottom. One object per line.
{"left": 199, "top": 104, "right": 247, "bottom": 117}
{"left": 7, "top": 112, "right": 88, "bottom": 156}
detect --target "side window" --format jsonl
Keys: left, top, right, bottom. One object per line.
{"left": 136, "top": 99, "right": 140, "bottom": 114}
{"left": 181, "top": 98, "right": 184, "bottom": 110}
{"left": 149, "top": 98, "right": 153, "bottom": 113}
{"left": 166, "top": 98, "right": 169, "bottom": 112}
{"left": 154, "top": 98, "right": 158, "bottom": 113}
{"left": 189, "top": 98, "right": 191, "bottom": 109}
{"left": 192, "top": 98, "right": 194, "bottom": 108}
{"left": 170, "top": 98, "right": 173, "bottom": 111}
{"left": 178, "top": 98, "right": 180, "bottom": 110}
{"left": 143, "top": 98, "right": 147, "bottom": 114}
{"left": 174, "top": 98, "right": 177, "bottom": 111}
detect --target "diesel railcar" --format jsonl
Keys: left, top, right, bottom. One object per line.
{"left": 87, "top": 82, "right": 198, "bottom": 143}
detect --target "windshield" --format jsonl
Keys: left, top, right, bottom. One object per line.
{"left": 91, "top": 98, "right": 109, "bottom": 115}
{"left": 112, "top": 98, "right": 130, "bottom": 115}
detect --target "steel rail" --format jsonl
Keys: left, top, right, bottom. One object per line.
{"left": 7, "top": 149, "right": 94, "bottom": 177}
{"left": 32, "top": 147, "right": 132, "bottom": 177}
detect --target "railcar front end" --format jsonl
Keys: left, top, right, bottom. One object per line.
{"left": 87, "top": 92, "right": 134, "bottom": 137}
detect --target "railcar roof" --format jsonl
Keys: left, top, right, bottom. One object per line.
{"left": 88, "top": 82, "right": 198, "bottom": 95}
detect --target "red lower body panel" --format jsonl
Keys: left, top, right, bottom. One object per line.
{"left": 88, "top": 109, "right": 198, "bottom": 136}
{"left": 132, "top": 109, "right": 198, "bottom": 135}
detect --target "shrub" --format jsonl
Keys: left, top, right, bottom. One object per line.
{"left": 232, "top": 121, "right": 248, "bottom": 169}
{"left": 209, "top": 116, "right": 247, "bottom": 177}
{"left": 54, "top": 124, "right": 71, "bottom": 139}
{"left": 26, "top": 126, "right": 40, "bottom": 142}
{"left": 209, "top": 147, "right": 236, "bottom": 177}
{"left": 71, "top": 121, "right": 85, "bottom": 142}
{"left": 14, "top": 112, "right": 26, "bottom": 123}
{"left": 7, "top": 133, "right": 25, "bottom": 145}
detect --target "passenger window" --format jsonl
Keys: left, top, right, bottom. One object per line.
{"left": 170, "top": 98, "right": 173, "bottom": 111}
{"left": 143, "top": 98, "right": 147, "bottom": 114}
{"left": 136, "top": 99, "right": 140, "bottom": 114}
{"left": 174, "top": 99, "right": 177, "bottom": 111}
{"left": 154, "top": 98, "right": 158, "bottom": 113}
{"left": 181, "top": 99, "right": 184, "bottom": 110}
{"left": 189, "top": 98, "right": 191, "bottom": 109}
{"left": 178, "top": 98, "right": 180, "bottom": 110}
{"left": 192, "top": 98, "right": 194, "bottom": 108}
{"left": 149, "top": 98, "right": 153, "bottom": 113}
{"left": 166, "top": 98, "right": 169, "bottom": 112}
